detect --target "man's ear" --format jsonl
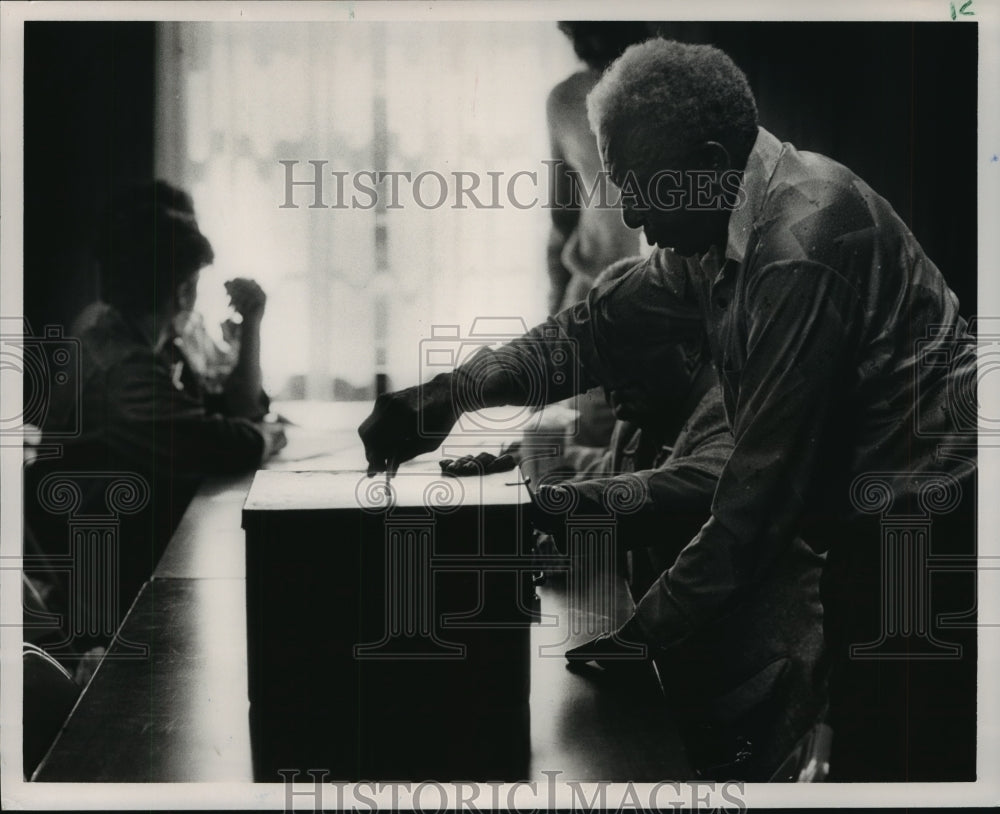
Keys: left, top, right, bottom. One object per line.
{"left": 694, "top": 141, "right": 732, "bottom": 173}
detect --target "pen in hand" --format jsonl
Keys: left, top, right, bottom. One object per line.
{"left": 384, "top": 457, "right": 397, "bottom": 496}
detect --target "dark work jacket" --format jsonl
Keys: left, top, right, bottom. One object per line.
{"left": 472, "top": 127, "right": 975, "bottom": 651}
{"left": 566, "top": 382, "right": 827, "bottom": 780}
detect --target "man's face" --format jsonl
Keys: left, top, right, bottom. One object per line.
{"left": 173, "top": 270, "right": 200, "bottom": 320}
{"left": 602, "top": 136, "right": 730, "bottom": 258}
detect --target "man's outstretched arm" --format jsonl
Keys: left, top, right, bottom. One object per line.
{"left": 357, "top": 305, "right": 597, "bottom": 476}
{"left": 358, "top": 252, "right": 698, "bottom": 475}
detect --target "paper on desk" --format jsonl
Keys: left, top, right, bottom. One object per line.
{"left": 244, "top": 468, "right": 531, "bottom": 512}
{"left": 268, "top": 427, "right": 361, "bottom": 468}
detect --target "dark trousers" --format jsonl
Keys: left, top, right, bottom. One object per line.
{"left": 820, "top": 483, "right": 977, "bottom": 781}
{"left": 626, "top": 515, "right": 827, "bottom": 781}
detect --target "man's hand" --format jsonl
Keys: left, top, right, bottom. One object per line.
{"left": 225, "top": 278, "right": 267, "bottom": 324}
{"left": 565, "top": 615, "right": 649, "bottom": 674}
{"left": 358, "top": 376, "right": 460, "bottom": 476}
{"left": 530, "top": 482, "right": 606, "bottom": 535}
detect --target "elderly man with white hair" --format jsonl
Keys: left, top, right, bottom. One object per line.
{"left": 360, "top": 38, "right": 977, "bottom": 782}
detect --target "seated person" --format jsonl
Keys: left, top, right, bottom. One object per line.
{"left": 24, "top": 180, "right": 285, "bottom": 652}
{"left": 543, "top": 257, "right": 732, "bottom": 594}
{"left": 445, "top": 259, "right": 827, "bottom": 781}
{"left": 172, "top": 276, "right": 270, "bottom": 420}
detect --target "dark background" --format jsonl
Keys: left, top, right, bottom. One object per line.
{"left": 24, "top": 22, "right": 156, "bottom": 334}
{"left": 23, "top": 21, "right": 978, "bottom": 333}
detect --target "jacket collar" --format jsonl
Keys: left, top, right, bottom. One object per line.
{"left": 724, "top": 126, "right": 784, "bottom": 264}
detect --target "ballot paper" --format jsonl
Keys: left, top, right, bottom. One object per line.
{"left": 244, "top": 468, "right": 532, "bottom": 512}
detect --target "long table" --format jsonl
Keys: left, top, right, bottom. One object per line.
{"left": 33, "top": 402, "right": 690, "bottom": 782}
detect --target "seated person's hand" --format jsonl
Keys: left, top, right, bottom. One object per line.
{"left": 529, "top": 482, "right": 605, "bottom": 535}
{"left": 220, "top": 318, "right": 241, "bottom": 346}
{"left": 358, "top": 377, "right": 460, "bottom": 476}
{"left": 257, "top": 421, "right": 287, "bottom": 460}
{"left": 565, "top": 615, "right": 649, "bottom": 675}
{"left": 438, "top": 451, "right": 517, "bottom": 477}
{"left": 225, "top": 278, "right": 267, "bottom": 323}
{"left": 607, "top": 385, "right": 653, "bottom": 423}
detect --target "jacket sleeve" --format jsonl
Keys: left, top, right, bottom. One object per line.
{"left": 454, "top": 250, "right": 702, "bottom": 409}
{"left": 104, "top": 349, "right": 265, "bottom": 476}
{"left": 632, "top": 259, "right": 860, "bottom": 647}
{"left": 568, "top": 388, "right": 732, "bottom": 519}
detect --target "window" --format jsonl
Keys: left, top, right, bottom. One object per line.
{"left": 157, "top": 21, "right": 578, "bottom": 400}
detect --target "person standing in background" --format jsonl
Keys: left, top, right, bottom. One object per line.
{"left": 540, "top": 22, "right": 652, "bottom": 459}
{"left": 546, "top": 22, "right": 651, "bottom": 313}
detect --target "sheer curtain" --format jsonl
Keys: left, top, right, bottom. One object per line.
{"left": 156, "top": 21, "right": 578, "bottom": 400}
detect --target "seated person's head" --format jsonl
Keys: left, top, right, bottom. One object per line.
{"left": 556, "top": 22, "right": 652, "bottom": 72}
{"left": 586, "top": 39, "right": 758, "bottom": 257}
{"left": 96, "top": 180, "right": 214, "bottom": 321}
{"left": 594, "top": 256, "right": 711, "bottom": 433}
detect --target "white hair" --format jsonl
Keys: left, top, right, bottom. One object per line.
{"left": 586, "top": 38, "right": 758, "bottom": 170}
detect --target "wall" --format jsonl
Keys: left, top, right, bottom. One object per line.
{"left": 656, "top": 21, "right": 978, "bottom": 314}
{"left": 22, "top": 21, "right": 978, "bottom": 333}
{"left": 23, "top": 22, "right": 156, "bottom": 333}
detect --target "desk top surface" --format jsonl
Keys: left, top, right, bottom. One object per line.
{"left": 36, "top": 574, "right": 687, "bottom": 783}
{"left": 34, "top": 578, "right": 253, "bottom": 782}
{"left": 244, "top": 467, "right": 531, "bottom": 512}
{"left": 34, "top": 400, "right": 690, "bottom": 783}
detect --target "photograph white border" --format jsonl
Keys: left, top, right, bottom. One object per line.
{"left": 2, "top": 1, "right": 997, "bottom": 809}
